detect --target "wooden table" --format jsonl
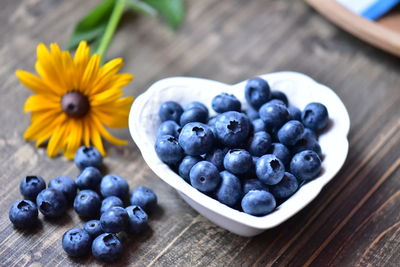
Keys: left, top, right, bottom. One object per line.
{"left": 1, "top": 0, "right": 399, "bottom": 266}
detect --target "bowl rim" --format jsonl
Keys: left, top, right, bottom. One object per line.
{"left": 128, "top": 71, "right": 350, "bottom": 230}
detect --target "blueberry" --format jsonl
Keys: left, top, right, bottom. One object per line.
{"left": 83, "top": 220, "right": 103, "bottom": 238}
{"left": 212, "top": 93, "right": 241, "bottom": 113}
{"left": 277, "top": 120, "right": 304, "bottom": 146}
{"left": 178, "top": 122, "right": 214, "bottom": 156}
{"left": 75, "top": 146, "right": 103, "bottom": 170}
{"left": 223, "top": 149, "right": 252, "bottom": 175}
{"left": 73, "top": 190, "right": 101, "bottom": 219}
{"left": 189, "top": 161, "right": 221, "bottom": 193}
{"left": 101, "top": 196, "right": 124, "bottom": 214}
{"left": 248, "top": 131, "right": 272, "bottom": 156}
{"left": 267, "top": 99, "right": 286, "bottom": 107}
{"left": 157, "top": 120, "right": 181, "bottom": 138}
{"left": 256, "top": 155, "right": 285, "bottom": 185}
{"left": 158, "top": 101, "right": 183, "bottom": 123}
{"left": 270, "top": 90, "right": 288, "bottom": 106}
{"left": 126, "top": 205, "right": 148, "bottom": 234}
{"left": 92, "top": 233, "right": 123, "bottom": 263}
{"left": 184, "top": 101, "right": 209, "bottom": 116}
{"left": 36, "top": 188, "right": 67, "bottom": 218}
{"left": 291, "top": 133, "right": 322, "bottom": 157}
{"left": 130, "top": 186, "right": 158, "bottom": 212}
{"left": 270, "top": 172, "right": 299, "bottom": 199}
{"left": 180, "top": 107, "right": 208, "bottom": 126}
{"left": 178, "top": 155, "right": 202, "bottom": 182}
{"left": 290, "top": 150, "right": 321, "bottom": 181}
{"left": 76, "top": 167, "right": 102, "bottom": 190}
{"left": 100, "top": 207, "right": 128, "bottom": 233}
{"left": 242, "top": 179, "right": 269, "bottom": 194}
{"left": 215, "top": 171, "right": 242, "bottom": 207}
{"left": 245, "top": 77, "right": 271, "bottom": 109}
{"left": 241, "top": 190, "right": 276, "bottom": 216}
{"left": 288, "top": 106, "right": 301, "bottom": 121}
{"left": 268, "top": 143, "right": 291, "bottom": 167}
{"left": 207, "top": 116, "right": 218, "bottom": 137}
{"left": 214, "top": 111, "right": 250, "bottom": 147}
{"left": 48, "top": 176, "right": 77, "bottom": 203}
{"left": 9, "top": 200, "right": 38, "bottom": 228}
{"left": 155, "top": 135, "right": 184, "bottom": 165}
{"left": 100, "top": 174, "right": 130, "bottom": 199}
{"left": 301, "top": 102, "right": 329, "bottom": 132}
{"left": 259, "top": 102, "right": 289, "bottom": 131}
{"left": 19, "top": 175, "right": 46, "bottom": 200}
{"left": 62, "top": 228, "right": 91, "bottom": 257}
{"left": 245, "top": 108, "right": 260, "bottom": 121}
{"left": 251, "top": 118, "right": 266, "bottom": 133}
{"left": 205, "top": 148, "right": 226, "bottom": 171}
{"left": 303, "top": 128, "right": 318, "bottom": 140}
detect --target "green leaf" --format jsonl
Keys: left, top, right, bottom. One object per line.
{"left": 142, "top": 0, "right": 184, "bottom": 29}
{"left": 125, "top": 0, "right": 157, "bottom": 16}
{"left": 67, "top": 0, "right": 117, "bottom": 50}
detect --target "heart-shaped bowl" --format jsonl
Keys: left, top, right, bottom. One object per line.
{"left": 128, "top": 71, "right": 350, "bottom": 236}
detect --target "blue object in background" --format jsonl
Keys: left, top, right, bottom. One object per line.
{"left": 337, "top": 0, "right": 400, "bottom": 20}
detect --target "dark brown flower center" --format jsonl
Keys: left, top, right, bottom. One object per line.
{"left": 61, "top": 91, "right": 89, "bottom": 118}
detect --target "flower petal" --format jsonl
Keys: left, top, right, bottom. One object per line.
{"left": 16, "top": 70, "right": 53, "bottom": 95}
{"left": 47, "top": 121, "right": 67, "bottom": 157}
{"left": 24, "top": 111, "right": 65, "bottom": 140}
{"left": 80, "top": 54, "right": 101, "bottom": 93}
{"left": 64, "top": 119, "right": 83, "bottom": 159}
{"left": 91, "top": 115, "right": 128, "bottom": 145}
{"left": 24, "top": 94, "right": 60, "bottom": 113}
{"left": 89, "top": 119, "right": 105, "bottom": 156}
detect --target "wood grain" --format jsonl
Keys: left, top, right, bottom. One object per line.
{"left": 0, "top": 0, "right": 399, "bottom": 266}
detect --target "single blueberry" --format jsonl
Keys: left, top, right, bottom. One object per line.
{"left": 189, "top": 161, "right": 221, "bottom": 193}
{"left": 214, "top": 111, "right": 250, "bottom": 147}
{"left": 277, "top": 120, "right": 304, "bottom": 146}
{"left": 259, "top": 102, "right": 289, "bottom": 131}
{"left": 178, "top": 122, "right": 214, "bottom": 156}
{"left": 83, "top": 220, "right": 104, "bottom": 238}
{"left": 180, "top": 107, "right": 208, "bottom": 126}
{"left": 178, "top": 155, "right": 202, "bottom": 182}
{"left": 92, "top": 233, "right": 123, "bottom": 263}
{"left": 303, "top": 128, "right": 318, "bottom": 140}
{"left": 242, "top": 179, "right": 269, "bottom": 195}
{"left": 36, "top": 188, "right": 67, "bottom": 218}
{"left": 130, "top": 186, "right": 158, "bottom": 212}
{"left": 73, "top": 189, "right": 101, "bottom": 219}
{"left": 75, "top": 146, "right": 103, "bottom": 170}
{"left": 270, "top": 172, "right": 299, "bottom": 199}
{"left": 288, "top": 106, "right": 301, "bottom": 121}
{"left": 62, "top": 228, "right": 91, "bottom": 257}
{"left": 100, "top": 174, "right": 130, "bottom": 200}
{"left": 301, "top": 102, "right": 329, "bottom": 132}
{"left": 270, "top": 90, "right": 288, "bottom": 106}
{"left": 184, "top": 101, "right": 209, "bottom": 116}
{"left": 245, "top": 77, "right": 271, "bottom": 109}
{"left": 268, "top": 143, "right": 291, "bottom": 167}
{"left": 212, "top": 93, "right": 241, "bottom": 113}
{"left": 48, "top": 176, "right": 77, "bottom": 203}
{"left": 158, "top": 101, "right": 183, "bottom": 123}
{"left": 251, "top": 118, "right": 266, "bottom": 133}
{"left": 126, "top": 205, "right": 148, "bottom": 234}
{"left": 9, "top": 200, "right": 38, "bottom": 228}
{"left": 245, "top": 108, "right": 260, "bottom": 121}
{"left": 291, "top": 133, "right": 322, "bottom": 157}
{"left": 157, "top": 120, "right": 181, "bottom": 138}
{"left": 256, "top": 155, "right": 285, "bottom": 185}
{"left": 248, "top": 131, "right": 272, "bottom": 156}
{"left": 290, "top": 150, "right": 321, "bottom": 181}
{"left": 215, "top": 171, "right": 242, "bottom": 207}
{"left": 100, "top": 196, "right": 124, "bottom": 214}
{"left": 241, "top": 190, "right": 276, "bottom": 216}
{"left": 100, "top": 207, "right": 129, "bottom": 233}
{"left": 76, "top": 167, "right": 102, "bottom": 190}
{"left": 223, "top": 149, "right": 252, "bottom": 175}
{"left": 155, "top": 135, "right": 184, "bottom": 165}
{"left": 205, "top": 148, "right": 226, "bottom": 171}
{"left": 19, "top": 176, "right": 46, "bottom": 200}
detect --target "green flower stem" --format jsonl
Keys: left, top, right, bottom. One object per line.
{"left": 96, "top": 0, "right": 126, "bottom": 59}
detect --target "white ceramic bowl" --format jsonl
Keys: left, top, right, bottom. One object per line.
{"left": 128, "top": 71, "right": 350, "bottom": 236}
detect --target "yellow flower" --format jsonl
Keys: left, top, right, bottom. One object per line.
{"left": 16, "top": 41, "right": 134, "bottom": 159}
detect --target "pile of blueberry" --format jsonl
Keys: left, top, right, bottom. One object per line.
{"left": 8, "top": 146, "right": 157, "bottom": 263}
{"left": 155, "top": 77, "right": 329, "bottom": 216}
